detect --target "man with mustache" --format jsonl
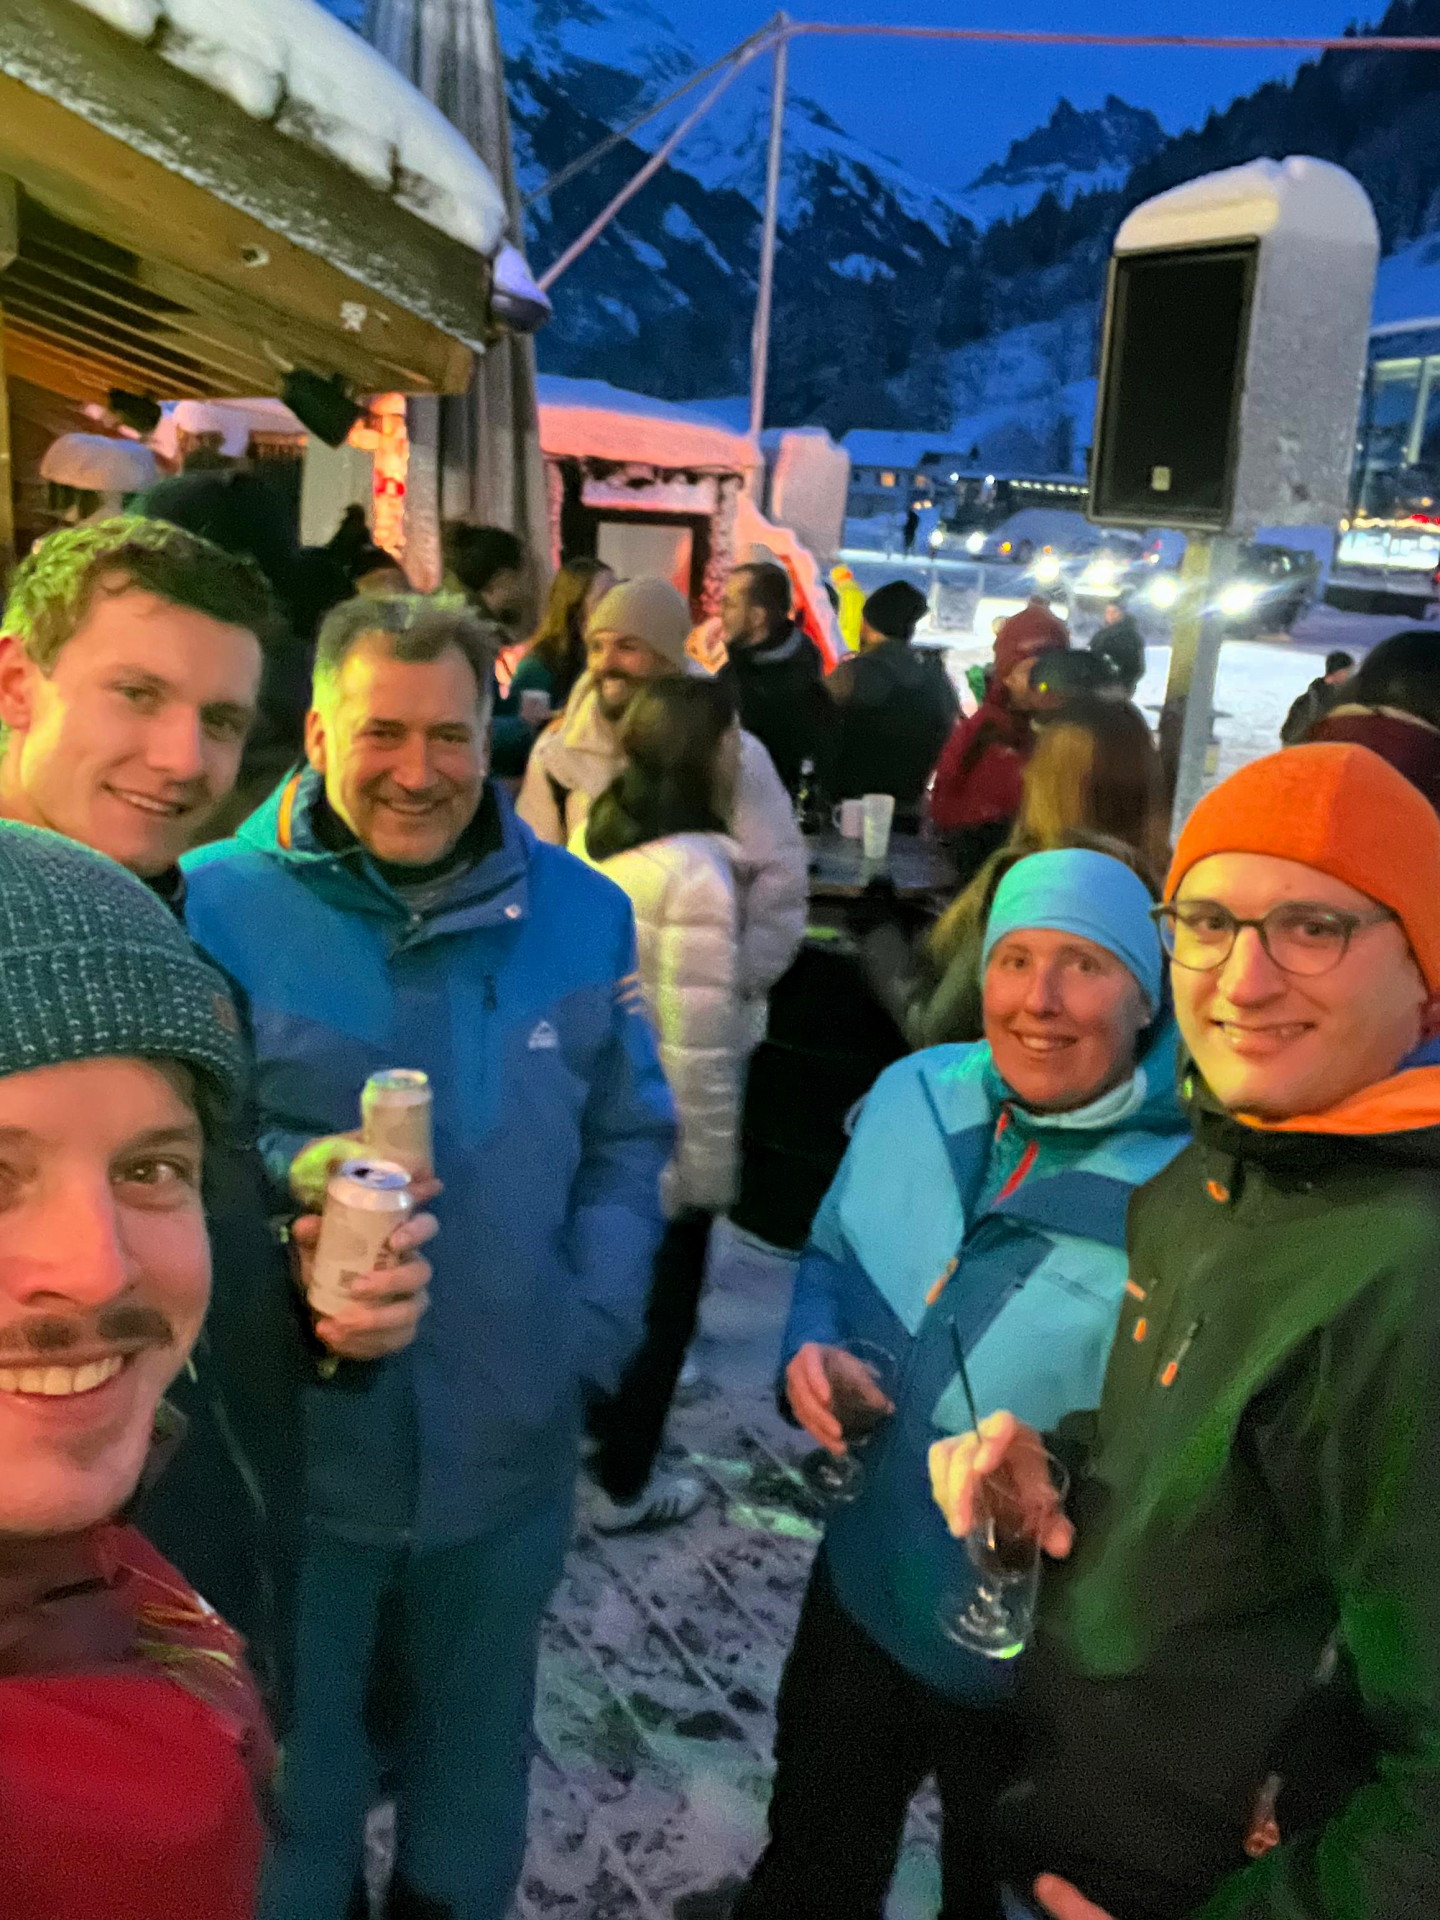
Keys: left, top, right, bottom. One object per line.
{"left": 0, "top": 517, "right": 437, "bottom": 1712}
{"left": 0, "top": 819, "right": 272, "bottom": 1918}
{"left": 181, "top": 592, "right": 676, "bottom": 1920}
{"left": 519, "top": 576, "right": 807, "bottom": 1038}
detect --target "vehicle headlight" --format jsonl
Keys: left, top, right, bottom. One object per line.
{"left": 1149, "top": 576, "right": 1181, "bottom": 611}
{"left": 1084, "top": 560, "right": 1119, "bottom": 593}
{"left": 1219, "top": 582, "right": 1260, "bottom": 618}
{"left": 929, "top": 527, "right": 945, "bottom": 549}
{"left": 1033, "top": 554, "right": 1062, "bottom": 584}
{"left": 965, "top": 531, "right": 985, "bottom": 555}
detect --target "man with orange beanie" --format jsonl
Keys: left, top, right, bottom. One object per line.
{"left": 929, "top": 742, "right": 1440, "bottom": 1920}
{"left": 929, "top": 602, "right": 1070, "bottom": 881}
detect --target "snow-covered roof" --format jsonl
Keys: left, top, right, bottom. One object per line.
{"left": 70, "top": 0, "right": 507, "bottom": 258}
{"left": 151, "top": 397, "right": 306, "bottom": 461}
{"left": 39, "top": 433, "right": 159, "bottom": 492}
{"left": 843, "top": 430, "right": 974, "bottom": 471}
{"left": 1115, "top": 155, "right": 1377, "bottom": 256}
{"left": 536, "top": 375, "right": 758, "bottom": 471}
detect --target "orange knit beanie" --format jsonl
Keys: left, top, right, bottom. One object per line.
{"left": 1167, "top": 742, "right": 1440, "bottom": 990}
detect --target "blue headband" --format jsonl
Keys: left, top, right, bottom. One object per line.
{"left": 981, "top": 849, "right": 1162, "bottom": 1009}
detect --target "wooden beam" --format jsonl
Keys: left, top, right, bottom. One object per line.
{"left": 0, "top": 177, "right": 16, "bottom": 274}
{"left": 0, "top": 0, "right": 484, "bottom": 393}
{"left": 0, "top": 305, "right": 16, "bottom": 582}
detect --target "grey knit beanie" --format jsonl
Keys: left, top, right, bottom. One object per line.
{"left": 585, "top": 576, "right": 693, "bottom": 670}
{"left": 0, "top": 823, "right": 242, "bottom": 1107}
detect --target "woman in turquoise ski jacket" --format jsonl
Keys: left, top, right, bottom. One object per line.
{"left": 736, "top": 849, "right": 1190, "bottom": 1920}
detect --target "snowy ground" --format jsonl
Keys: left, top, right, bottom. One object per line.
{"left": 507, "top": 1223, "right": 943, "bottom": 1920}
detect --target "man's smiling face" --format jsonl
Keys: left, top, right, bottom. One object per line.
{"left": 1172, "top": 852, "right": 1434, "bottom": 1120}
{"left": 306, "top": 634, "right": 489, "bottom": 867}
{"left": 0, "top": 587, "right": 260, "bottom": 877}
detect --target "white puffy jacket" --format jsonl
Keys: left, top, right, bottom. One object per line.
{"left": 520, "top": 672, "right": 807, "bottom": 1022}
{"left": 571, "top": 828, "right": 743, "bottom": 1215}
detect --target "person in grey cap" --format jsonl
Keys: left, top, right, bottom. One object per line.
{"left": 828, "top": 579, "right": 959, "bottom": 822}
{"left": 519, "top": 575, "right": 806, "bottom": 1039}
{"left": 0, "top": 820, "right": 273, "bottom": 1920}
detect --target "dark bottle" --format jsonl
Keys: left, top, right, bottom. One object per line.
{"left": 794, "top": 757, "right": 828, "bottom": 836}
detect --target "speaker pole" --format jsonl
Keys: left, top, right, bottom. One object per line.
{"left": 1160, "top": 534, "right": 1240, "bottom": 832}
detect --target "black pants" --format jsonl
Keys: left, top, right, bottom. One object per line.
{"left": 587, "top": 1210, "right": 713, "bottom": 1503}
{"left": 736, "top": 1557, "right": 1018, "bottom": 1920}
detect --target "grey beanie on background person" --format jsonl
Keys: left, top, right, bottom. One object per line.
{"left": 585, "top": 576, "right": 693, "bottom": 669}
{"left": 0, "top": 822, "right": 242, "bottom": 1111}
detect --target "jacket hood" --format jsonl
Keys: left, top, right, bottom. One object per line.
{"left": 856, "top": 638, "right": 940, "bottom": 691}
{"left": 1233, "top": 1063, "right": 1440, "bottom": 1141}
{"left": 1187, "top": 1051, "right": 1440, "bottom": 1172}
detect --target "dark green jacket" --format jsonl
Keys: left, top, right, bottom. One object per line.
{"left": 1001, "top": 1076, "right": 1440, "bottom": 1919}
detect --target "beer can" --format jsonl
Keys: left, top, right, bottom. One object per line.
{"left": 307, "top": 1158, "right": 413, "bottom": 1321}
{"left": 361, "top": 1068, "right": 433, "bottom": 1180}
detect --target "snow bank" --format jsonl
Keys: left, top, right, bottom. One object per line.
{"left": 69, "top": 0, "right": 507, "bottom": 257}
{"left": 536, "top": 374, "right": 758, "bottom": 470}
{"left": 767, "top": 428, "right": 849, "bottom": 562}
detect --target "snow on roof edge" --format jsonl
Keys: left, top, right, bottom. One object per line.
{"left": 536, "top": 374, "right": 759, "bottom": 470}
{"left": 67, "top": 0, "right": 507, "bottom": 260}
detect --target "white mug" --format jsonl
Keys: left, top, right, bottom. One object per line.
{"left": 861, "top": 793, "right": 897, "bottom": 863}
{"left": 834, "top": 798, "right": 865, "bottom": 840}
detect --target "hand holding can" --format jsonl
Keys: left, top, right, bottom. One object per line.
{"left": 307, "top": 1159, "right": 413, "bottom": 1322}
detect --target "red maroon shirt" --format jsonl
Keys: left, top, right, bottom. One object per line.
{"left": 0, "top": 1523, "right": 273, "bottom": 1919}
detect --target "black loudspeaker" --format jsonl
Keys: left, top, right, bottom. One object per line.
{"left": 1091, "top": 242, "right": 1258, "bottom": 531}
{"left": 282, "top": 369, "right": 362, "bottom": 450}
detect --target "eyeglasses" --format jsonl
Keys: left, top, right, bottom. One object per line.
{"left": 1151, "top": 901, "right": 1397, "bottom": 977}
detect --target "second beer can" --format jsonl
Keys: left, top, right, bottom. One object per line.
{"left": 362, "top": 1068, "right": 433, "bottom": 1180}
{"left": 307, "top": 1158, "right": 413, "bottom": 1320}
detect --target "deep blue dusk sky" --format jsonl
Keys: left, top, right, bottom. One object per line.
{"left": 684, "top": 2, "right": 1363, "bottom": 192}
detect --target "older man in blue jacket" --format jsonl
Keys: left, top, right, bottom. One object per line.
{"left": 182, "top": 594, "right": 675, "bottom": 1920}
{"left": 733, "top": 850, "right": 1189, "bottom": 1920}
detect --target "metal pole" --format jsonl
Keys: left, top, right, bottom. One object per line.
{"left": 1162, "top": 534, "right": 1241, "bottom": 834}
{"left": 749, "top": 16, "right": 790, "bottom": 443}
{"left": 538, "top": 50, "right": 763, "bottom": 293}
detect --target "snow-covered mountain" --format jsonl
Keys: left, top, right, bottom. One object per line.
{"left": 958, "top": 95, "right": 1165, "bottom": 230}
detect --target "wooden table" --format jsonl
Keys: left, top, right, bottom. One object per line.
{"left": 804, "top": 829, "right": 956, "bottom": 902}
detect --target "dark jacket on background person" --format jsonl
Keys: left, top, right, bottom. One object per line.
{"left": 828, "top": 639, "right": 959, "bottom": 816}
{"left": 134, "top": 867, "right": 308, "bottom": 1723}
{"left": 1308, "top": 703, "right": 1440, "bottom": 813}
{"left": 1281, "top": 674, "right": 1346, "bottom": 746}
{"left": 1000, "top": 1069, "right": 1440, "bottom": 1920}
{"left": 720, "top": 622, "right": 837, "bottom": 797}
{"left": 1088, "top": 615, "right": 1146, "bottom": 695}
